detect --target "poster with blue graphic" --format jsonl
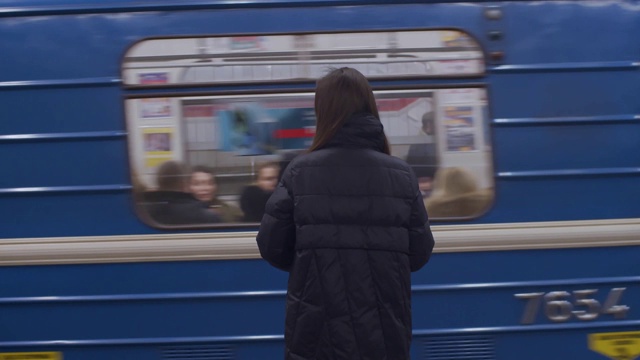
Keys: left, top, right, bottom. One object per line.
{"left": 218, "top": 102, "right": 315, "bottom": 155}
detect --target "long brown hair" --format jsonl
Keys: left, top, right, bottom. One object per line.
{"left": 308, "top": 67, "right": 390, "bottom": 154}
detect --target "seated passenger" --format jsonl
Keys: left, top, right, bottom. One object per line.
{"left": 425, "top": 167, "right": 492, "bottom": 218}
{"left": 240, "top": 162, "right": 280, "bottom": 222}
{"left": 189, "top": 165, "right": 243, "bottom": 223}
{"left": 143, "top": 161, "right": 221, "bottom": 225}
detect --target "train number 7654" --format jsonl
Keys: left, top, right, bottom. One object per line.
{"left": 515, "top": 288, "right": 629, "bottom": 324}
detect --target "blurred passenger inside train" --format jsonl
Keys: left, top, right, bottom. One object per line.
{"left": 142, "top": 161, "right": 221, "bottom": 225}
{"left": 256, "top": 67, "right": 434, "bottom": 360}
{"left": 189, "top": 165, "right": 243, "bottom": 223}
{"left": 406, "top": 110, "right": 439, "bottom": 199}
{"left": 240, "top": 162, "right": 280, "bottom": 222}
{"left": 425, "top": 167, "right": 492, "bottom": 218}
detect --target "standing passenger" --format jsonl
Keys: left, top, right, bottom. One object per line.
{"left": 256, "top": 67, "right": 435, "bottom": 360}
{"left": 406, "top": 111, "right": 439, "bottom": 199}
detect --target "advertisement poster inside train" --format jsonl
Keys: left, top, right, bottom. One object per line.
{"left": 139, "top": 72, "right": 168, "bottom": 85}
{"left": 217, "top": 101, "right": 316, "bottom": 155}
{"left": 139, "top": 98, "right": 172, "bottom": 119}
{"left": 229, "top": 36, "right": 264, "bottom": 51}
{"left": 143, "top": 127, "right": 174, "bottom": 168}
{"left": 444, "top": 106, "right": 475, "bottom": 152}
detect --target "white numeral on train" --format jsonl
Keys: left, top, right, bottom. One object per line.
{"left": 515, "top": 288, "right": 629, "bottom": 324}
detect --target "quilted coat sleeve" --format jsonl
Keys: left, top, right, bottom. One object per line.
{"left": 256, "top": 170, "right": 296, "bottom": 272}
{"left": 408, "top": 190, "right": 435, "bottom": 272}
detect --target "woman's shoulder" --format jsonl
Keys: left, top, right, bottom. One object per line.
{"left": 290, "top": 148, "right": 411, "bottom": 172}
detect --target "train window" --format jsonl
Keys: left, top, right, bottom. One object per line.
{"left": 126, "top": 88, "right": 492, "bottom": 227}
{"left": 122, "top": 30, "right": 483, "bottom": 86}
{"left": 124, "top": 30, "right": 491, "bottom": 227}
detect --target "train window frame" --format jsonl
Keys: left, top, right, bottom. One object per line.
{"left": 122, "top": 28, "right": 493, "bottom": 229}
{"left": 121, "top": 28, "right": 486, "bottom": 89}
{"left": 125, "top": 86, "right": 494, "bottom": 229}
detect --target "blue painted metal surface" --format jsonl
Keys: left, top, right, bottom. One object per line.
{"left": 493, "top": 114, "right": 640, "bottom": 125}
{"left": 490, "top": 61, "right": 640, "bottom": 73}
{"left": 0, "top": 0, "right": 510, "bottom": 17}
{"left": 0, "top": 0, "right": 639, "bottom": 359}
{"left": 496, "top": 168, "right": 640, "bottom": 178}
{"left": 0, "top": 130, "right": 126, "bottom": 142}
{"left": 0, "top": 248, "right": 638, "bottom": 358}
{"left": 0, "top": 184, "right": 132, "bottom": 194}
{"left": 0, "top": 77, "right": 121, "bottom": 89}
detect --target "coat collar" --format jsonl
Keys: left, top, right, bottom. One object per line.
{"left": 325, "top": 113, "right": 386, "bottom": 152}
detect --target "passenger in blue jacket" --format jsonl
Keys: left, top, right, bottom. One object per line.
{"left": 256, "top": 67, "right": 435, "bottom": 360}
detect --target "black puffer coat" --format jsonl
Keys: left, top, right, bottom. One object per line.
{"left": 257, "top": 113, "right": 435, "bottom": 360}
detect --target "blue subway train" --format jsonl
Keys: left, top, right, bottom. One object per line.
{"left": 1, "top": 0, "right": 639, "bottom": 359}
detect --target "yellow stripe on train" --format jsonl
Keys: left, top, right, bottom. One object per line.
{"left": 0, "top": 353, "right": 61, "bottom": 360}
